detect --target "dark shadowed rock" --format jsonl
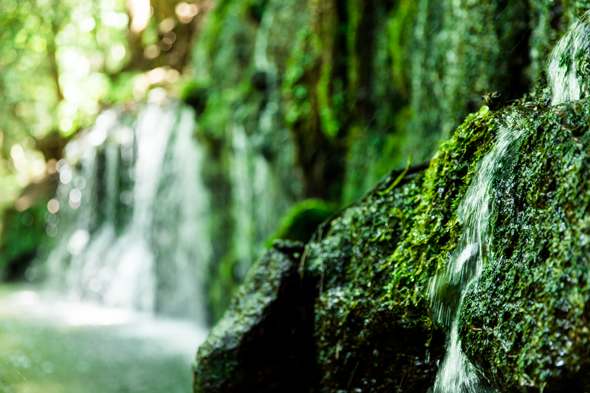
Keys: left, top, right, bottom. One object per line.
{"left": 193, "top": 240, "right": 319, "bottom": 393}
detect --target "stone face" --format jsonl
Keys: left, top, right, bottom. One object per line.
{"left": 304, "top": 163, "right": 447, "bottom": 392}
{"left": 192, "top": 2, "right": 590, "bottom": 392}
{"left": 193, "top": 240, "right": 319, "bottom": 393}
{"left": 460, "top": 99, "right": 590, "bottom": 392}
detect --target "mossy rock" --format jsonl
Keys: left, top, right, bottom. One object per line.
{"left": 195, "top": 98, "right": 590, "bottom": 391}
{"left": 268, "top": 199, "right": 338, "bottom": 246}
{"left": 459, "top": 99, "right": 590, "bottom": 392}
{"left": 193, "top": 106, "right": 499, "bottom": 391}
{"left": 304, "top": 164, "right": 444, "bottom": 391}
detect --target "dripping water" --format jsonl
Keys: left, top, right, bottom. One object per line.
{"left": 548, "top": 12, "right": 590, "bottom": 106}
{"left": 428, "top": 122, "right": 524, "bottom": 393}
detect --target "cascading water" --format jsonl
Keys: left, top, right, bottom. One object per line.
{"left": 428, "top": 13, "right": 590, "bottom": 392}
{"left": 46, "top": 96, "right": 210, "bottom": 321}
{"left": 428, "top": 122, "right": 523, "bottom": 393}
{"left": 547, "top": 12, "right": 590, "bottom": 106}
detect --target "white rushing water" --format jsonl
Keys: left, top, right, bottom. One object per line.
{"left": 0, "top": 285, "right": 208, "bottom": 393}
{"left": 46, "top": 97, "right": 210, "bottom": 322}
{"left": 548, "top": 12, "right": 590, "bottom": 106}
{"left": 428, "top": 122, "right": 523, "bottom": 393}
{"left": 428, "top": 12, "right": 590, "bottom": 391}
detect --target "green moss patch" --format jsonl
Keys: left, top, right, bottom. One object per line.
{"left": 460, "top": 99, "right": 590, "bottom": 392}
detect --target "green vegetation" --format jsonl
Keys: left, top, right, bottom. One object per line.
{"left": 0, "top": 0, "right": 131, "bottom": 208}
{"left": 460, "top": 99, "right": 590, "bottom": 391}
{"left": 0, "top": 200, "right": 50, "bottom": 280}
{"left": 383, "top": 107, "right": 496, "bottom": 311}
{"left": 267, "top": 199, "right": 338, "bottom": 245}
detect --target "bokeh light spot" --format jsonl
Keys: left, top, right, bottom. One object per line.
{"left": 60, "top": 118, "right": 73, "bottom": 132}
{"left": 47, "top": 199, "right": 60, "bottom": 214}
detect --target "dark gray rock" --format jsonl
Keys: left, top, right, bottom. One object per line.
{"left": 193, "top": 240, "right": 319, "bottom": 393}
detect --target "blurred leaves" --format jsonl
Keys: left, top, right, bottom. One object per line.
{"left": 0, "top": 0, "right": 202, "bottom": 208}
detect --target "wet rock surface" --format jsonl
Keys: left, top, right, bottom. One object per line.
{"left": 194, "top": 101, "right": 590, "bottom": 392}
{"left": 192, "top": 3, "right": 590, "bottom": 393}
{"left": 304, "top": 163, "right": 446, "bottom": 392}
{"left": 193, "top": 240, "right": 319, "bottom": 393}
{"left": 460, "top": 100, "right": 590, "bottom": 393}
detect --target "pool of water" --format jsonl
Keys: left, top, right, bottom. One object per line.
{"left": 0, "top": 284, "right": 208, "bottom": 393}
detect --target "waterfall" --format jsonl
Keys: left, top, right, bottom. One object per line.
{"left": 428, "top": 122, "right": 523, "bottom": 393}
{"left": 46, "top": 98, "right": 210, "bottom": 322}
{"left": 547, "top": 12, "right": 590, "bottom": 106}
{"left": 428, "top": 13, "right": 589, "bottom": 391}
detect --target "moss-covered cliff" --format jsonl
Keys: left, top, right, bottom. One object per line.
{"left": 194, "top": 3, "right": 590, "bottom": 391}
{"left": 195, "top": 96, "right": 590, "bottom": 393}
{"left": 186, "top": 0, "right": 590, "bottom": 321}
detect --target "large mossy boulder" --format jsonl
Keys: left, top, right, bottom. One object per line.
{"left": 193, "top": 3, "right": 590, "bottom": 392}
{"left": 303, "top": 162, "right": 447, "bottom": 391}
{"left": 194, "top": 104, "right": 498, "bottom": 391}
{"left": 194, "top": 100, "right": 590, "bottom": 392}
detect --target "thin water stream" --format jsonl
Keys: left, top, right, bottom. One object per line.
{"left": 428, "top": 123, "right": 523, "bottom": 393}
{"left": 428, "top": 11, "right": 589, "bottom": 391}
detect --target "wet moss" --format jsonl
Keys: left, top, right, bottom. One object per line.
{"left": 296, "top": 103, "right": 509, "bottom": 390}
{"left": 268, "top": 199, "right": 338, "bottom": 246}
{"left": 382, "top": 107, "right": 496, "bottom": 316}
{"left": 459, "top": 98, "right": 590, "bottom": 392}
{"left": 303, "top": 162, "right": 440, "bottom": 391}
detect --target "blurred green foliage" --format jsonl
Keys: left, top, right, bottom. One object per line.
{"left": 0, "top": 0, "right": 132, "bottom": 207}
{"left": 0, "top": 0, "right": 201, "bottom": 207}
{"left": 0, "top": 0, "right": 203, "bottom": 279}
{"left": 0, "top": 200, "right": 49, "bottom": 280}
{"left": 268, "top": 199, "right": 338, "bottom": 246}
